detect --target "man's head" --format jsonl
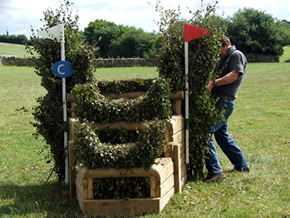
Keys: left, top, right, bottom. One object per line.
{"left": 220, "top": 35, "right": 232, "bottom": 58}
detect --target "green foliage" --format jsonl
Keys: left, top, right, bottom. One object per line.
{"left": 97, "top": 78, "right": 154, "bottom": 93}
{"left": 156, "top": 1, "right": 225, "bottom": 178}
{"left": 0, "top": 34, "right": 32, "bottom": 45}
{"left": 72, "top": 78, "right": 172, "bottom": 123}
{"left": 28, "top": 0, "right": 97, "bottom": 181}
{"left": 277, "top": 20, "right": 290, "bottom": 46}
{"left": 83, "top": 19, "right": 123, "bottom": 57}
{"left": 227, "top": 8, "right": 285, "bottom": 56}
{"left": 93, "top": 177, "right": 150, "bottom": 199}
{"left": 72, "top": 78, "right": 171, "bottom": 199}
{"left": 74, "top": 120, "right": 168, "bottom": 169}
{"left": 83, "top": 19, "right": 160, "bottom": 58}
{"left": 109, "top": 27, "right": 157, "bottom": 58}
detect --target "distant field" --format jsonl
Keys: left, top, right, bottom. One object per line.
{"left": 0, "top": 42, "right": 290, "bottom": 62}
{"left": 0, "top": 42, "right": 33, "bottom": 58}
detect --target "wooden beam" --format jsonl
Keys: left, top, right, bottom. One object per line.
{"left": 67, "top": 91, "right": 184, "bottom": 103}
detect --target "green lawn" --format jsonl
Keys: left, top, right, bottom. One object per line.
{"left": 0, "top": 42, "right": 34, "bottom": 58}
{"left": 0, "top": 63, "right": 289, "bottom": 217}
{"left": 280, "top": 45, "right": 290, "bottom": 62}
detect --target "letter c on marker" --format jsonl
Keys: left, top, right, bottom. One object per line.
{"left": 57, "top": 64, "right": 65, "bottom": 75}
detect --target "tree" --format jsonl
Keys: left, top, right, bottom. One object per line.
{"left": 0, "top": 34, "right": 31, "bottom": 45}
{"left": 83, "top": 19, "right": 160, "bottom": 58}
{"left": 108, "top": 27, "right": 156, "bottom": 58}
{"left": 227, "top": 8, "right": 285, "bottom": 56}
{"left": 277, "top": 20, "right": 290, "bottom": 46}
{"left": 83, "top": 19, "right": 123, "bottom": 57}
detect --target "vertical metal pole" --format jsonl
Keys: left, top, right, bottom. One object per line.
{"left": 60, "top": 24, "right": 69, "bottom": 185}
{"left": 184, "top": 42, "right": 189, "bottom": 164}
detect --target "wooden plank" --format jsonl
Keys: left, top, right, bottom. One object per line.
{"left": 160, "top": 186, "right": 175, "bottom": 211}
{"left": 173, "top": 144, "right": 187, "bottom": 193}
{"left": 83, "top": 198, "right": 160, "bottom": 216}
{"left": 169, "top": 91, "right": 184, "bottom": 100}
{"left": 156, "top": 159, "right": 174, "bottom": 184}
{"left": 87, "top": 178, "right": 94, "bottom": 200}
{"left": 83, "top": 179, "right": 88, "bottom": 200}
{"left": 164, "top": 142, "right": 174, "bottom": 159}
{"left": 81, "top": 166, "right": 158, "bottom": 179}
{"left": 76, "top": 187, "right": 85, "bottom": 213}
{"left": 69, "top": 140, "right": 76, "bottom": 197}
{"left": 81, "top": 158, "right": 172, "bottom": 179}
{"left": 106, "top": 91, "right": 145, "bottom": 99}
{"left": 160, "top": 173, "right": 174, "bottom": 198}
{"left": 166, "top": 115, "right": 184, "bottom": 135}
{"left": 68, "top": 118, "right": 80, "bottom": 141}
{"left": 67, "top": 93, "right": 75, "bottom": 103}
{"left": 71, "top": 102, "right": 76, "bottom": 118}
{"left": 180, "top": 163, "right": 187, "bottom": 188}
{"left": 173, "top": 99, "right": 182, "bottom": 115}
{"left": 92, "top": 121, "right": 143, "bottom": 131}
{"left": 76, "top": 177, "right": 84, "bottom": 200}
{"left": 171, "top": 130, "right": 184, "bottom": 144}
{"left": 67, "top": 91, "right": 184, "bottom": 102}
{"left": 173, "top": 144, "right": 182, "bottom": 193}
{"left": 69, "top": 116, "right": 183, "bottom": 136}
{"left": 150, "top": 176, "right": 160, "bottom": 198}
{"left": 176, "top": 143, "right": 186, "bottom": 167}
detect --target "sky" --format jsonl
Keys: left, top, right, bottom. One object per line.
{"left": 0, "top": 0, "right": 289, "bottom": 37}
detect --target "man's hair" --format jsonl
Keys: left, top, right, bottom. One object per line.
{"left": 221, "top": 35, "right": 231, "bottom": 47}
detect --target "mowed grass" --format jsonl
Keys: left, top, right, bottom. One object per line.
{"left": 1, "top": 63, "right": 289, "bottom": 217}
{"left": 0, "top": 42, "right": 34, "bottom": 58}
{"left": 95, "top": 66, "right": 158, "bottom": 80}
{"left": 0, "top": 63, "right": 289, "bottom": 216}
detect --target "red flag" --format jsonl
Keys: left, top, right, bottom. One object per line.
{"left": 184, "top": 24, "right": 210, "bottom": 42}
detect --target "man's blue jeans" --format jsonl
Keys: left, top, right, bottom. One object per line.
{"left": 205, "top": 98, "right": 249, "bottom": 175}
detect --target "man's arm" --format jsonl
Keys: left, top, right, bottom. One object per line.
{"left": 206, "top": 72, "right": 240, "bottom": 93}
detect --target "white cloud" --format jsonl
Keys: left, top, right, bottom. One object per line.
{"left": 0, "top": 0, "right": 289, "bottom": 37}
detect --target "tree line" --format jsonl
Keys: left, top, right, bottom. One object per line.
{"left": 1, "top": 8, "right": 290, "bottom": 57}
{"left": 0, "top": 34, "right": 33, "bottom": 45}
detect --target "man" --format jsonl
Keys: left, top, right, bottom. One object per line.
{"left": 204, "top": 35, "right": 250, "bottom": 182}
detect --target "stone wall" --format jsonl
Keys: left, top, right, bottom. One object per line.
{"left": 93, "top": 58, "right": 158, "bottom": 67}
{"left": 0, "top": 56, "right": 34, "bottom": 66}
{"left": 245, "top": 53, "right": 279, "bottom": 62}
{"left": 0, "top": 54, "right": 280, "bottom": 67}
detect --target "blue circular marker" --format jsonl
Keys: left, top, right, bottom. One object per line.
{"left": 52, "top": 61, "right": 73, "bottom": 78}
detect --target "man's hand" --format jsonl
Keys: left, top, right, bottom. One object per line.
{"left": 206, "top": 80, "right": 214, "bottom": 93}
{"left": 206, "top": 72, "right": 240, "bottom": 93}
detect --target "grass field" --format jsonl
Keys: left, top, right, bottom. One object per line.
{"left": 0, "top": 46, "right": 290, "bottom": 217}
{"left": 0, "top": 42, "right": 34, "bottom": 58}
{"left": 0, "top": 63, "right": 289, "bottom": 217}
{"left": 1, "top": 42, "right": 290, "bottom": 63}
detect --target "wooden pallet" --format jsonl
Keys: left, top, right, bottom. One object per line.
{"left": 76, "top": 158, "right": 175, "bottom": 216}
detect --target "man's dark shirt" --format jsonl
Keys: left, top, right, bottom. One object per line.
{"left": 214, "top": 45, "right": 247, "bottom": 98}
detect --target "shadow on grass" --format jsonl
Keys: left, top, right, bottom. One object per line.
{"left": 0, "top": 182, "right": 83, "bottom": 217}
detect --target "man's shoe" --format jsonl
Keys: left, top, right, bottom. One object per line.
{"left": 236, "top": 166, "right": 250, "bottom": 172}
{"left": 203, "top": 173, "right": 224, "bottom": 182}
{"left": 226, "top": 167, "right": 250, "bottom": 173}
